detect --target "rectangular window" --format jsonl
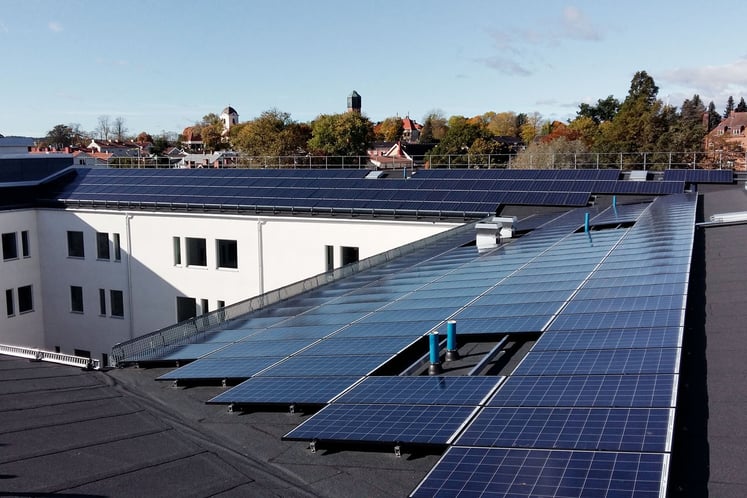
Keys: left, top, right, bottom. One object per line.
{"left": 5, "top": 289, "right": 14, "bottom": 317}
{"left": 67, "top": 231, "right": 85, "bottom": 258}
{"left": 21, "top": 230, "right": 29, "bottom": 257}
{"left": 99, "top": 288, "right": 107, "bottom": 315}
{"left": 200, "top": 298, "right": 209, "bottom": 314}
{"left": 216, "top": 239, "right": 238, "bottom": 269}
{"left": 186, "top": 237, "right": 207, "bottom": 266}
{"left": 96, "top": 232, "right": 110, "bottom": 260}
{"left": 2, "top": 232, "right": 18, "bottom": 260}
{"left": 18, "top": 285, "right": 33, "bottom": 313}
{"left": 340, "top": 246, "right": 359, "bottom": 266}
{"left": 70, "top": 285, "right": 84, "bottom": 313}
{"left": 173, "top": 237, "right": 182, "bottom": 265}
{"left": 325, "top": 245, "right": 334, "bottom": 272}
{"left": 217, "top": 300, "right": 225, "bottom": 309}
{"left": 110, "top": 290, "right": 124, "bottom": 317}
{"left": 113, "top": 233, "right": 121, "bottom": 261}
{"left": 176, "top": 296, "right": 197, "bottom": 322}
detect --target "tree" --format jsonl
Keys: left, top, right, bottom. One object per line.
{"left": 486, "top": 111, "right": 519, "bottom": 137}
{"left": 724, "top": 96, "right": 735, "bottom": 118}
{"left": 198, "top": 113, "right": 225, "bottom": 152}
{"left": 737, "top": 97, "right": 747, "bottom": 113}
{"left": 307, "top": 112, "right": 374, "bottom": 156}
{"left": 707, "top": 101, "right": 721, "bottom": 131}
{"left": 375, "top": 116, "right": 404, "bottom": 142}
{"left": 567, "top": 116, "right": 599, "bottom": 147}
{"left": 96, "top": 115, "right": 111, "bottom": 140}
{"left": 419, "top": 110, "right": 448, "bottom": 142}
{"left": 577, "top": 95, "right": 620, "bottom": 124}
{"left": 511, "top": 137, "right": 590, "bottom": 169}
{"left": 519, "top": 112, "right": 544, "bottom": 144}
{"left": 44, "top": 124, "right": 75, "bottom": 148}
{"left": 112, "top": 116, "right": 128, "bottom": 141}
{"left": 425, "top": 116, "right": 489, "bottom": 166}
{"left": 230, "top": 109, "right": 311, "bottom": 157}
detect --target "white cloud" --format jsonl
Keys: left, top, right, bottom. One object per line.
{"left": 482, "top": 6, "right": 603, "bottom": 76}
{"left": 48, "top": 21, "right": 63, "bottom": 33}
{"left": 659, "top": 58, "right": 747, "bottom": 94}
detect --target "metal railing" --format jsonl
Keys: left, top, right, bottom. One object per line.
{"left": 106, "top": 151, "right": 747, "bottom": 171}
{"left": 110, "top": 222, "right": 477, "bottom": 366}
{"left": 0, "top": 343, "right": 100, "bottom": 370}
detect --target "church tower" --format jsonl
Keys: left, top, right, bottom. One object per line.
{"left": 220, "top": 106, "right": 239, "bottom": 136}
{"left": 347, "top": 91, "right": 361, "bottom": 113}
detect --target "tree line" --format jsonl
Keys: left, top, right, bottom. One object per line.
{"left": 41, "top": 70, "right": 744, "bottom": 165}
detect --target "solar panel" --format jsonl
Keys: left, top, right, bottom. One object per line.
{"left": 255, "top": 354, "right": 392, "bottom": 377}
{"left": 488, "top": 374, "right": 678, "bottom": 408}
{"left": 513, "top": 348, "right": 681, "bottom": 375}
{"left": 547, "top": 309, "right": 685, "bottom": 331}
{"left": 410, "top": 447, "right": 668, "bottom": 498}
{"left": 283, "top": 403, "right": 479, "bottom": 445}
{"left": 533, "top": 327, "right": 682, "bottom": 350}
{"left": 334, "top": 376, "right": 503, "bottom": 406}
{"left": 456, "top": 407, "right": 673, "bottom": 452}
{"left": 208, "top": 376, "right": 363, "bottom": 405}
{"left": 137, "top": 342, "right": 230, "bottom": 362}
{"left": 295, "top": 336, "right": 417, "bottom": 356}
{"left": 202, "top": 339, "right": 313, "bottom": 358}
{"left": 157, "top": 356, "right": 284, "bottom": 380}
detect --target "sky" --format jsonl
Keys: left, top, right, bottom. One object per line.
{"left": 2, "top": 0, "right": 747, "bottom": 139}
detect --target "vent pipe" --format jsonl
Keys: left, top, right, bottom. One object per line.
{"left": 428, "top": 330, "right": 442, "bottom": 375}
{"left": 476, "top": 216, "right": 516, "bottom": 252}
{"left": 445, "top": 320, "right": 459, "bottom": 361}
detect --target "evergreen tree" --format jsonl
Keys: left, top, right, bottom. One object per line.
{"left": 724, "top": 96, "right": 735, "bottom": 118}
{"left": 707, "top": 101, "right": 721, "bottom": 131}
{"left": 736, "top": 97, "right": 747, "bottom": 113}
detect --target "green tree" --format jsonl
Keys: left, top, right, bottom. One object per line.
{"left": 567, "top": 116, "right": 599, "bottom": 148}
{"left": 44, "top": 124, "right": 75, "bottom": 148}
{"left": 375, "top": 116, "right": 404, "bottom": 142}
{"left": 724, "top": 96, "right": 735, "bottom": 118}
{"left": 511, "top": 137, "right": 590, "bottom": 169}
{"left": 519, "top": 112, "right": 544, "bottom": 144}
{"left": 736, "top": 97, "right": 747, "bottom": 113}
{"left": 198, "top": 113, "right": 225, "bottom": 152}
{"left": 486, "top": 111, "right": 519, "bottom": 137}
{"left": 419, "top": 110, "right": 448, "bottom": 142}
{"left": 577, "top": 95, "right": 620, "bottom": 123}
{"left": 230, "top": 109, "right": 311, "bottom": 157}
{"left": 707, "top": 101, "right": 721, "bottom": 131}
{"left": 425, "top": 116, "right": 488, "bottom": 166}
{"left": 307, "top": 112, "right": 374, "bottom": 156}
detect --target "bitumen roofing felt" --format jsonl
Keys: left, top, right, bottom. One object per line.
{"left": 2, "top": 180, "right": 746, "bottom": 497}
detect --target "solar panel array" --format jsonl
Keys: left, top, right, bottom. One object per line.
{"left": 42, "top": 167, "right": 689, "bottom": 219}
{"left": 663, "top": 168, "right": 733, "bottom": 183}
{"left": 412, "top": 193, "right": 695, "bottom": 497}
{"left": 121, "top": 187, "right": 695, "bottom": 497}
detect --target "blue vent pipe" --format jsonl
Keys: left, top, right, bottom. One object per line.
{"left": 612, "top": 195, "right": 618, "bottom": 216}
{"left": 584, "top": 212, "right": 590, "bottom": 233}
{"left": 428, "top": 330, "right": 442, "bottom": 375}
{"left": 445, "top": 320, "right": 459, "bottom": 361}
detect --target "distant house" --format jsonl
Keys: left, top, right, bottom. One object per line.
{"left": 401, "top": 116, "right": 422, "bottom": 143}
{"left": 368, "top": 141, "right": 436, "bottom": 169}
{"left": 181, "top": 127, "right": 203, "bottom": 152}
{"left": 220, "top": 106, "right": 239, "bottom": 137}
{"left": 176, "top": 151, "right": 239, "bottom": 168}
{"left": 704, "top": 111, "right": 747, "bottom": 170}
{"left": 0, "top": 136, "right": 35, "bottom": 155}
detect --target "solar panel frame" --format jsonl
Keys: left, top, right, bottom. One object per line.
{"left": 333, "top": 376, "right": 504, "bottom": 406}
{"left": 513, "top": 348, "right": 681, "bottom": 376}
{"left": 207, "top": 376, "right": 363, "bottom": 405}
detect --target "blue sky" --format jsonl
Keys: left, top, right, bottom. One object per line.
{"left": 3, "top": 0, "right": 747, "bottom": 138}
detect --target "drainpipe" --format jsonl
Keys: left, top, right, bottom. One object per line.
{"left": 125, "top": 213, "right": 134, "bottom": 340}
{"left": 257, "top": 219, "right": 266, "bottom": 295}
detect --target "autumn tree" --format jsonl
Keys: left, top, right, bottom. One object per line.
{"left": 197, "top": 113, "right": 226, "bottom": 153}
{"left": 419, "top": 110, "right": 448, "bottom": 142}
{"left": 375, "top": 116, "right": 404, "bottom": 142}
{"left": 487, "top": 111, "right": 519, "bottom": 137}
{"left": 425, "top": 116, "right": 489, "bottom": 166}
{"left": 511, "top": 137, "right": 590, "bottom": 169}
{"left": 519, "top": 112, "right": 545, "bottom": 144}
{"left": 230, "top": 109, "right": 311, "bottom": 157}
{"left": 307, "top": 112, "right": 374, "bottom": 157}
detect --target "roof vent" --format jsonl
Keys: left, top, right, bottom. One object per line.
{"left": 365, "top": 170, "right": 386, "bottom": 179}
{"left": 475, "top": 216, "right": 516, "bottom": 252}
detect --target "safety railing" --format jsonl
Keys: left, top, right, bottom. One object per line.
{"left": 0, "top": 343, "right": 100, "bottom": 370}
{"left": 110, "top": 222, "right": 477, "bottom": 366}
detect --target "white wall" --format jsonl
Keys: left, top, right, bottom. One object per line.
{"left": 4, "top": 207, "right": 458, "bottom": 361}
{"left": 0, "top": 209, "right": 45, "bottom": 348}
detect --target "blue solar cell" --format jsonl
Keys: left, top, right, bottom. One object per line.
{"left": 208, "top": 376, "right": 362, "bottom": 405}
{"left": 256, "top": 354, "right": 392, "bottom": 377}
{"left": 296, "top": 336, "right": 417, "bottom": 356}
{"left": 514, "top": 348, "right": 680, "bottom": 375}
{"left": 137, "top": 342, "right": 229, "bottom": 361}
{"left": 456, "top": 407, "right": 673, "bottom": 452}
{"left": 283, "top": 403, "right": 478, "bottom": 445}
{"left": 548, "top": 308, "right": 684, "bottom": 330}
{"left": 533, "top": 327, "right": 682, "bottom": 350}
{"left": 455, "top": 315, "right": 552, "bottom": 334}
{"left": 410, "top": 447, "right": 668, "bottom": 498}
{"left": 488, "top": 374, "right": 678, "bottom": 408}
{"left": 157, "top": 357, "right": 284, "bottom": 380}
{"left": 561, "top": 295, "right": 686, "bottom": 315}
{"left": 332, "top": 320, "right": 438, "bottom": 338}
{"left": 203, "top": 339, "right": 313, "bottom": 358}
{"left": 335, "top": 376, "right": 503, "bottom": 405}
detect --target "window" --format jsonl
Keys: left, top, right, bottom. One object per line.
{"left": 70, "top": 286, "right": 84, "bottom": 313}
{"left": 96, "top": 232, "right": 110, "bottom": 260}
{"left": 325, "top": 245, "right": 334, "bottom": 272}
{"left": 110, "top": 290, "right": 124, "bottom": 317}
{"left": 216, "top": 239, "right": 238, "bottom": 269}
{"left": 5, "top": 289, "right": 13, "bottom": 317}
{"left": 99, "top": 288, "right": 106, "bottom": 315}
{"left": 186, "top": 237, "right": 207, "bottom": 266}
{"left": 200, "top": 298, "right": 209, "bottom": 314}
{"left": 217, "top": 300, "right": 225, "bottom": 309}
{"left": 173, "top": 237, "right": 182, "bottom": 265}
{"left": 113, "top": 233, "right": 121, "bottom": 261}
{"left": 21, "top": 231, "right": 29, "bottom": 257}
{"left": 18, "top": 285, "right": 33, "bottom": 313}
{"left": 67, "top": 231, "right": 84, "bottom": 258}
{"left": 340, "top": 246, "right": 359, "bottom": 266}
{"left": 176, "top": 296, "right": 197, "bottom": 322}
{"left": 2, "top": 232, "right": 18, "bottom": 260}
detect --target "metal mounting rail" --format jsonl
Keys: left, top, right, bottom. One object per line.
{"left": 0, "top": 343, "right": 100, "bottom": 370}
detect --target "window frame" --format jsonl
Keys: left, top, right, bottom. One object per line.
{"left": 2, "top": 232, "right": 18, "bottom": 260}
{"left": 96, "top": 232, "right": 110, "bottom": 260}
{"left": 99, "top": 288, "right": 107, "bottom": 316}
{"left": 5, "top": 288, "right": 14, "bottom": 317}
{"left": 67, "top": 231, "right": 85, "bottom": 258}
{"left": 70, "top": 285, "right": 84, "bottom": 313}
{"left": 110, "top": 289, "right": 124, "bottom": 318}
{"left": 185, "top": 237, "right": 207, "bottom": 267}
{"left": 216, "top": 239, "right": 238, "bottom": 269}
{"left": 21, "top": 230, "right": 30, "bottom": 258}
{"left": 17, "top": 285, "right": 33, "bottom": 313}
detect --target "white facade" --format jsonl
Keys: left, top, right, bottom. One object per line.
{"left": 1, "top": 206, "right": 458, "bottom": 362}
